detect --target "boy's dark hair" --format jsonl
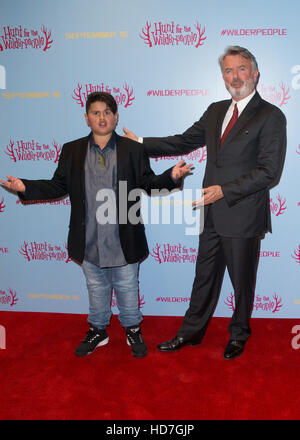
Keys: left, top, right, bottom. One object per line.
{"left": 85, "top": 92, "right": 118, "bottom": 114}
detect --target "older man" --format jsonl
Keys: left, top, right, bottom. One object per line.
{"left": 123, "top": 46, "right": 286, "bottom": 359}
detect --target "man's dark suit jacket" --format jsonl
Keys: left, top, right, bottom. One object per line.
{"left": 144, "top": 92, "right": 286, "bottom": 238}
{"left": 20, "top": 134, "right": 177, "bottom": 264}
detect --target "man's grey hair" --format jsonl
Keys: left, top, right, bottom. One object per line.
{"left": 218, "top": 46, "right": 259, "bottom": 73}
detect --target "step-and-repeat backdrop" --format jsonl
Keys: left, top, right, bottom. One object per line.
{"left": 1, "top": 0, "right": 299, "bottom": 319}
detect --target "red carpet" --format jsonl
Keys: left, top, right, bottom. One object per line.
{"left": 0, "top": 311, "right": 299, "bottom": 420}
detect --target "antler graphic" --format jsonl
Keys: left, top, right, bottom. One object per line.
{"left": 272, "top": 293, "right": 283, "bottom": 313}
{"left": 140, "top": 21, "right": 152, "bottom": 47}
{"left": 0, "top": 197, "right": 5, "bottom": 213}
{"left": 41, "top": 25, "right": 53, "bottom": 51}
{"left": 150, "top": 243, "right": 162, "bottom": 264}
{"left": 224, "top": 292, "right": 235, "bottom": 311}
{"left": 292, "top": 244, "right": 300, "bottom": 264}
{"left": 19, "top": 241, "right": 31, "bottom": 261}
{"left": 279, "top": 82, "right": 290, "bottom": 107}
{"left": 296, "top": 144, "right": 300, "bottom": 155}
{"left": 194, "top": 22, "right": 207, "bottom": 48}
{"left": 5, "top": 140, "right": 17, "bottom": 162}
{"left": 269, "top": 198, "right": 276, "bottom": 214}
{"left": 72, "top": 83, "right": 84, "bottom": 107}
{"left": 138, "top": 294, "right": 145, "bottom": 309}
{"left": 275, "top": 194, "right": 287, "bottom": 216}
{"left": 123, "top": 83, "right": 135, "bottom": 108}
{"left": 52, "top": 140, "right": 62, "bottom": 163}
{"left": 198, "top": 147, "right": 207, "bottom": 163}
{"left": 64, "top": 243, "right": 72, "bottom": 263}
{"left": 8, "top": 288, "right": 18, "bottom": 307}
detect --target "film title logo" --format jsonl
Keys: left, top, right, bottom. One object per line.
{"left": 153, "top": 147, "right": 207, "bottom": 164}
{"left": 225, "top": 292, "right": 283, "bottom": 313}
{"left": 0, "top": 247, "right": 8, "bottom": 255}
{"left": 257, "top": 82, "right": 290, "bottom": 107}
{"left": 140, "top": 21, "right": 206, "bottom": 47}
{"left": 0, "top": 288, "right": 19, "bottom": 307}
{"left": 151, "top": 243, "right": 198, "bottom": 264}
{"left": 0, "top": 25, "right": 53, "bottom": 51}
{"left": 5, "top": 139, "right": 61, "bottom": 163}
{"left": 73, "top": 82, "right": 134, "bottom": 108}
{"left": 19, "top": 241, "right": 71, "bottom": 263}
{"left": 270, "top": 193, "right": 287, "bottom": 216}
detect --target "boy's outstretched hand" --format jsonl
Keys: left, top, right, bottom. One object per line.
{"left": 171, "top": 160, "right": 193, "bottom": 180}
{"left": 0, "top": 176, "right": 26, "bottom": 193}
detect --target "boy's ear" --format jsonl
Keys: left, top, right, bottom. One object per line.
{"left": 84, "top": 113, "right": 89, "bottom": 126}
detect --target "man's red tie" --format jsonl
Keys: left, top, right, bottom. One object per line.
{"left": 220, "top": 103, "right": 238, "bottom": 147}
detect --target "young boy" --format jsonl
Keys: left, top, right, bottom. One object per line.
{"left": 1, "top": 92, "right": 192, "bottom": 358}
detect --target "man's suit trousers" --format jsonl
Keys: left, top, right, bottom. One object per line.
{"left": 177, "top": 207, "right": 260, "bottom": 341}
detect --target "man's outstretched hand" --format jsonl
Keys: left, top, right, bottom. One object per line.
{"left": 0, "top": 176, "right": 26, "bottom": 193}
{"left": 123, "top": 127, "right": 139, "bottom": 141}
{"left": 123, "top": 129, "right": 193, "bottom": 181}
{"left": 172, "top": 160, "right": 193, "bottom": 180}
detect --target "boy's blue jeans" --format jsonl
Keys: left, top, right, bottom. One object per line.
{"left": 81, "top": 260, "right": 142, "bottom": 330}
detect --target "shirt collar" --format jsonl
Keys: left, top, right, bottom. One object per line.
{"left": 231, "top": 89, "right": 256, "bottom": 115}
{"left": 89, "top": 131, "right": 116, "bottom": 151}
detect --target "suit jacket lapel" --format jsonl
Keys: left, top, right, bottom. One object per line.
{"left": 72, "top": 136, "right": 89, "bottom": 195}
{"left": 211, "top": 100, "right": 231, "bottom": 161}
{"left": 116, "top": 133, "right": 128, "bottom": 183}
{"left": 216, "top": 100, "right": 231, "bottom": 143}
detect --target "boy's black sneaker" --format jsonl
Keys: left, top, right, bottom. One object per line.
{"left": 75, "top": 326, "right": 109, "bottom": 357}
{"left": 126, "top": 325, "right": 148, "bottom": 358}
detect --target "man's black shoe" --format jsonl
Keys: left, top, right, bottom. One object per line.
{"left": 157, "top": 335, "right": 201, "bottom": 352}
{"left": 223, "top": 339, "right": 246, "bottom": 360}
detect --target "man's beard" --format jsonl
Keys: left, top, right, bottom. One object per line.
{"left": 225, "top": 76, "right": 256, "bottom": 100}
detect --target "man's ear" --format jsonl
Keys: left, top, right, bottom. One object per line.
{"left": 84, "top": 113, "right": 89, "bottom": 126}
{"left": 254, "top": 70, "right": 260, "bottom": 86}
